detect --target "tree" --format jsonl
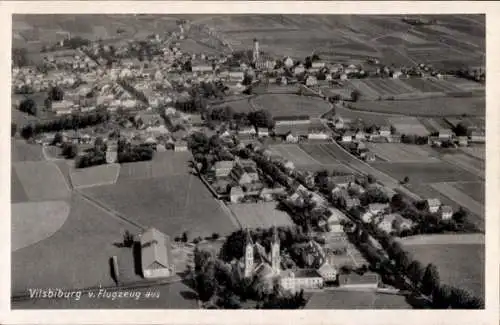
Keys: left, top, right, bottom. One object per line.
{"left": 11, "top": 123, "right": 17, "bottom": 137}
{"left": 402, "top": 176, "right": 410, "bottom": 184}
{"left": 62, "top": 143, "right": 78, "bottom": 159}
{"left": 21, "top": 124, "right": 34, "bottom": 139}
{"left": 452, "top": 207, "right": 468, "bottom": 224}
{"left": 195, "top": 261, "right": 217, "bottom": 302}
{"left": 48, "top": 86, "right": 65, "bottom": 101}
{"left": 248, "top": 109, "right": 275, "bottom": 129}
{"left": 432, "top": 284, "right": 452, "bottom": 309}
{"left": 367, "top": 174, "right": 376, "bottom": 184}
{"left": 52, "top": 132, "right": 63, "bottom": 146}
{"left": 453, "top": 123, "right": 468, "bottom": 137}
{"left": 311, "top": 54, "right": 320, "bottom": 62}
{"left": 351, "top": 90, "right": 361, "bottom": 102}
{"left": 407, "top": 260, "right": 424, "bottom": 285}
{"left": 421, "top": 263, "right": 440, "bottom": 296}
{"left": 123, "top": 230, "right": 134, "bottom": 248}
{"left": 19, "top": 98, "right": 37, "bottom": 116}
{"left": 182, "top": 231, "right": 189, "bottom": 243}
{"left": 391, "top": 193, "right": 405, "bottom": 210}
{"left": 304, "top": 56, "right": 312, "bottom": 69}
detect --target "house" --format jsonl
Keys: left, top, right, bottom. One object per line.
{"left": 457, "top": 136, "right": 469, "bottom": 146}
{"left": 257, "top": 128, "right": 269, "bottom": 137}
{"left": 355, "top": 130, "right": 366, "bottom": 141}
{"left": 174, "top": 140, "right": 188, "bottom": 152}
{"left": 345, "top": 197, "right": 361, "bottom": 209}
{"left": 349, "top": 141, "right": 366, "bottom": 153}
{"left": 331, "top": 175, "right": 355, "bottom": 188}
{"left": 392, "top": 70, "right": 403, "bottom": 79}
{"left": 379, "top": 126, "right": 391, "bottom": 137}
{"left": 377, "top": 213, "right": 412, "bottom": 233}
{"left": 363, "top": 152, "right": 376, "bottom": 162}
{"left": 285, "top": 131, "right": 299, "bottom": 143}
{"left": 280, "top": 269, "right": 324, "bottom": 293}
{"left": 213, "top": 160, "right": 235, "bottom": 179}
{"left": 438, "top": 128, "right": 453, "bottom": 140}
{"left": 230, "top": 186, "right": 245, "bottom": 203}
{"left": 228, "top": 71, "right": 245, "bottom": 81}
{"left": 326, "top": 207, "right": 346, "bottom": 233}
{"left": 106, "top": 142, "right": 118, "bottom": 164}
{"left": 424, "top": 198, "right": 442, "bottom": 213}
{"left": 338, "top": 272, "right": 379, "bottom": 289}
{"left": 341, "top": 131, "right": 355, "bottom": 143}
{"left": 283, "top": 160, "right": 295, "bottom": 172}
{"left": 440, "top": 205, "right": 453, "bottom": 220}
{"left": 305, "top": 75, "right": 318, "bottom": 87}
{"left": 192, "top": 65, "right": 213, "bottom": 73}
{"left": 317, "top": 262, "right": 337, "bottom": 282}
{"left": 259, "top": 187, "right": 286, "bottom": 201}
{"left": 368, "top": 203, "right": 389, "bottom": 216}
{"left": 469, "top": 130, "right": 485, "bottom": 143}
{"left": 140, "top": 228, "right": 174, "bottom": 279}
{"left": 230, "top": 164, "right": 259, "bottom": 186}
{"left": 332, "top": 116, "right": 345, "bottom": 130}
{"left": 308, "top": 129, "right": 329, "bottom": 140}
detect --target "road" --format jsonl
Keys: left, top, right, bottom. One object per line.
{"left": 396, "top": 233, "right": 484, "bottom": 246}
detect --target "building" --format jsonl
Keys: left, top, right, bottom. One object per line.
{"left": 440, "top": 205, "right": 453, "bottom": 220}
{"left": 379, "top": 126, "right": 391, "bottom": 137}
{"left": 469, "top": 130, "right": 485, "bottom": 143}
{"left": 230, "top": 186, "right": 245, "bottom": 203}
{"left": 230, "top": 164, "right": 259, "bottom": 187}
{"left": 243, "top": 227, "right": 281, "bottom": 279}
{"left": 174, "top": 140, "right": 188, "bottom": 152}
{"left": 363, "top": 152, "right": 376, "bottom": 162}
{"left": 280, "top": 269, "right": 324, "bottom": 293}
{"left": 192, "top": 65, "right": 213, "bottom": 73}
{"left": 317, "top": 262, "right": 337, "bottom": 282}
{"left": 368, "top": 203, "right": 389, "bottom": 216}
{"left": 305, "top": 75, "right": 318, "bottom": 87}
{"left": 338, "top": 272, "right": 380, "bottom": 289}
{"left": 106, "top": 141, "right": 118, "bottom": 164}
{"left": 341, "top": 131, "right": 354, "bottom": 143}
{"left": 457, "top": 136, "right": 469, "bottom": 146}
{"left": 355, "top": 130, "right": 366, "bottom": 141}
{"left": 252, "top": 38, "right": 260, "bottom": 63}
{"left": 377, "top": 213, "right": 412, "bottom": 233}
{"left": 140, "top": 228, "right": 174, "bottom": 279}
{"left": 331, "top": 175, "right": 355, "bottom": 188}
{"left": 438, "top": 128, "right": 453, "bottom": 140}
{"left": 425, "top": 198, "right": 442, "bottom": 213}
{"left": 345, "top": 197, "right": 361, "bottom": 209}
{"left": 213, "top": 160, "right": 235, "bottom": 179}
{"left": 285, "top": 132, "right": 299, "bottom": 143}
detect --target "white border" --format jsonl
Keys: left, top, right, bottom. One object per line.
{"left": 1, "top": 2, "right": 499, "bottom": 325}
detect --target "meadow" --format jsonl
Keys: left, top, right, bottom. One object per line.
{"left": 366, "top": 143, "right": 438, "bottom": 163}
{"left": 251, "top": 94, "right": 332, "bottom": 118}
{"left": 229, "top": 202, "right": 294, "bottom": 229}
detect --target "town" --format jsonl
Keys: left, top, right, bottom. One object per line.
{"left": 11, "top": 14, "right": 485, "bottom": 309}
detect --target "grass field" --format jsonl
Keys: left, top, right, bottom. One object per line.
{"left": 12, "top": 194, "right": 141, "bottom": 293}
{"left": 11, "top": 140, "right": 44, "bottom": 162}
{"left": 13, "top": 161, "right": 71, "bottom": 201}
{"left": 81, "top": 175, "right": 238, "bottom": 239}
{"left": 252, "top": 94, "right": 331, "bottom": 118}
{"left": 440, "top": 153, "right": 484, "bottom": 179}
{"left": 430, "top": 182, "right": 484, "bottom": 217}
{"left": 12, "top": 201, "right": 70, "bottom": 252}
{"left": 11, "top": 166, "right": 29, "bottom": 203}
{"left": 229, "top": 202, "right": 294, "bottom": 229}
{"left": 269, "top": 144, "right": 319, "bottom": 165}
{"left": 366, "top": 143, "right": 438, "bottom": 163}
{"left": 335, "top": 105, "right": 391, "bottom": 126}
{"left": 460, "top": 146, "right": 485, "bottom": 161}
{"left": 452, "top": 182, "right": 485, "bottom": 204}
{"left": 404, "top": 244, "right": 484, "bottom": 299}
{"left": 370, "top": 161, "right": 477, "bottom": 184}
{"left": 351, "top": 97, "right": 485, "bottom": 117}
{"left": 387, "top": 116, "right": 430, "bottom": 136}
{"left": 305, "top": 290, "right": 410, "bottom": 309}
{"left": 401, "top": 78, "right": 462, "bottom": 93}
{"left": 418, "top": 118, "right": 450, "bottom": 133}
{"left": 357, "top": 79, "right": 419, "bottom": 98}
{"left": 70, "top": 164, "right": 121, "bottom": 189}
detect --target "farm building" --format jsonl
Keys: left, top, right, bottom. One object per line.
{"left": 438, "top": 129, "right": 453, "bottom": 140}
{"left": 469, "top": 131, "right": 485, "bottom": 143}
{"left": 285, "top": 132, "right": 299, "bottom": 143}
{"left": 457, "top": 136, "right": 469, "bottom": 146}
{"left": 439, "top": 205, "right": 453, "bottom": 220}
{"left": 331, "top": 175, "right": 355, "bottom": 188}
{"left": 192, "top": 65, "right": 213, "bottom": 73}
{"left": 305, "top": 75, "right": 318, "bottom": 87}
{"left": 362, "top": 151, "right": 376, "bottom": 162}
{"left": 368, "top": 203, "right": 389, "bottom": 216}
{"left": 341, "top": 131, "right": 355, "bottom": 143}
{"left": 379, "top": 126, "right": 391, "bottom": 137}
{"left": 257, "top": 128, "right": 270, "bottom": 137}
{"left": 355, "top": 130, "right": 366, "bottom": 141}
{"left": 332, "top": 116, "right": 345, "bottom": 130}
{"left": 338, "top": 273, "right": 380, "bottom": 289}
{"left": 425, "top": 198, "right": 442, "bottom": 213}
{"left": 174, "top": 141, "right": 188, "bottom": 152}
{"left": 140, "top": 228, "right": 174, "bottom": 279}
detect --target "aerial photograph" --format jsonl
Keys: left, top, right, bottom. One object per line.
{"left": 11, "top": 14, "right": 485, "bottom": 309}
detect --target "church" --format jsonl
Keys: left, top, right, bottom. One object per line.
{"left": 237, "top": 227, "right": 336, "bottom": 294}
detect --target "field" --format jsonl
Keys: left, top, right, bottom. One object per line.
{"left": 404, "top": 243, "right": 484, "bottom": 299}
{"left": 12, "top": 194, "right": 141, "bottom": 293}
{"left": 366, "top": 143, "right": 438, "bottom": 163}
{"left": 370, "top": 161, "right": 477, "bottom": 184}
{"left": 387, "top": 117, "right": 430, "bottom": 136}
{"left": 11, "top": 140, "right": 44, "bottom": 162}
{"left": 335, "top": 105, "right": 391, "bottom": 126}
{"left": 460, "top": 146, "right": 485, "bottom": 161}
{"left": 70, "top": 164, "right": 121, "bottom": 189}
{"left": 430, "top": 182, "right": 484, "bottom": 217}
{"left": 12, "top": 201, "right": 70, "bottom": 252}
{"left": 13, "top": 161, "right": 71, "bottom": 201}
{"left": 81, "top": 175, "right": 238, "bottom": 239}
{"left": 268, "top": 144, "right": 319, "bottom": 165}
{"left": 214, "top": 98, "right": 253, "bottom": 113}
{"left": 452, "top": 182, "right": 485, "bottom": 203}
{"left": 228, "top": 202, "right": 294, "bottom": 229}
{"left": 251, "top": 94, "right": 332, "bottom": 118}
{"left": 418, "top": 118, "right": 450, "bottom": 133}
{"left": 305, "top": 290, "right": 410, "bottom": 309}
{"left": 177, "top": 39, "right": 222, "bottom": 55}
{"left": 401, "top": 78, "right": 463, "bottom": 94}
{"left": 351, "top": 97, "right": 485, "bottom": 117}
{"left": 440, "top": 153, "right": 485, "bottom": 179}
{"left": 444, "top": 77, "right": 485, "bottom": 92}
{"left": 351, "top": 78, "right": 419, "bottom": 98}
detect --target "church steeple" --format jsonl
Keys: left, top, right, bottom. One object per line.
{"left": 244, "top": 229, "right": 254, "bottom": 278}
{"left": 271, "top": 226, "right": 280, "bottom": 274}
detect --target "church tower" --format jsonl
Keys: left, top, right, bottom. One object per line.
{"left": 252, "top": 38, "right": 260, "bottom": 63}
{"left": 244, "top": 229, "right": 254, "bottom": 278}
{"left": 271, "top": 226, "right": 281, "bottom": 274}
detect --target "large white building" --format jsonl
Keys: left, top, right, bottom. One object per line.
{"left": 140, "top": 228, "right": 175, "bottom": 279}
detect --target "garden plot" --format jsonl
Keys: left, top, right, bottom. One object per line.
{"left": 388, "top": 117, "right": 430, "bottom": 136}
{"left": 229, "top": 202, "right": 294, "bottom": 229}
{"left": 13, "top": 161, "right": 71, "bottom": 201}
{"left": 70, "top": 164, "right": 121, "bottom": 189}
{"left": 12, "top": 201, "right": 70, "bottom": 252}
{"left": 366, "top": 143, "right": 438, "bottom": 163}
{"left": 269, "top": 144, "right": 319, "bottom": 165}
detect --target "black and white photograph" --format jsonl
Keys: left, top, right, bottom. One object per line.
{"left": 9, "top": 9, "right": 489, "bottom": 312}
